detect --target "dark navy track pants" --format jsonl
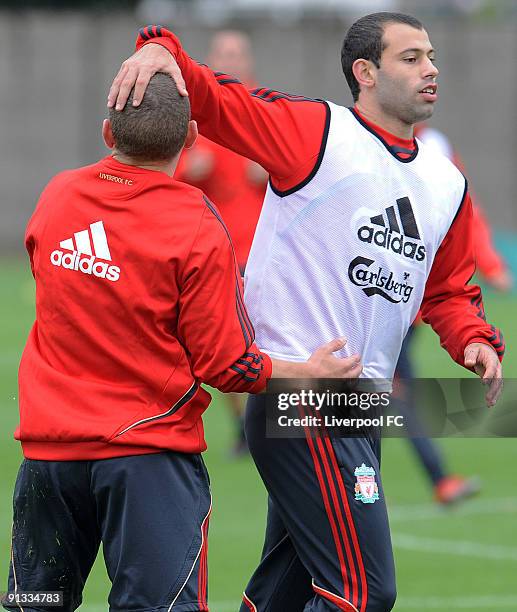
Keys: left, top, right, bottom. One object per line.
{"left": 240, "top": 395, "right": 396, "bottom": 612}
{"left": 4, "top": 452, "right": 211, "bottom": 612}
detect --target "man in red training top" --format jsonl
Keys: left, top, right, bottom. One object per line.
{"left": 4, "top": 73, "right": 361, "bottom": 612}
{"left": 176, "top": 30, "right": 268, "bottom": 456}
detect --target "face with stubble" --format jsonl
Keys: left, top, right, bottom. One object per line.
{"left": 374, "top": 23, "right": 439, "bottom": 126}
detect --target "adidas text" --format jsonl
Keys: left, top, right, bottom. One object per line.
{"left": 358, "top": 225, "right": 426, "bottom": 261}
{"left": 50, "top": 250, "right": 121, "bottom": 282}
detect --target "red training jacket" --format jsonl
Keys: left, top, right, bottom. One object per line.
{"left": 17, "top": 156, "right": 272, "bottom": 460}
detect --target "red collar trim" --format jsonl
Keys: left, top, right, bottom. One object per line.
{"left": 353, "top": 107, "right": 416, "bottom": 152}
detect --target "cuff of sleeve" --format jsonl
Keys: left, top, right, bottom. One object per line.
{"left": 466, "top": 337, "right": 493, "bottom": 347}
{"left": 248, "top": 352, "right": 272, "bottom": 394}
{"left": 136, "top": 27, "right": 180, "bottom": 56}
{"left": 141, "top": 37, "right": 179, "bottom": 58}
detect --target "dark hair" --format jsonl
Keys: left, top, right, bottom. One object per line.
{"left": 109, "top": 72, "right": 190, "bottom": 161}
{"left": 341, "top": 12, "right": 424, "bottom": 102}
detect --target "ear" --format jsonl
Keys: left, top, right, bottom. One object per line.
{"left": 102, "top": 119, "right": 116, "bottom": 149}
{"left": 352, "top": 58, "right": 377, "bottom": 95}
{"left": 184, "top": 120, "right": 198, "bottom": 150}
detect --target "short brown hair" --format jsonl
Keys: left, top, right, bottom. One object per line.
{"left": 109, "top": 72, "right": 190, "bottom": 161}
{"left": 341, "top": 12, "right": 424, "bottom": 102}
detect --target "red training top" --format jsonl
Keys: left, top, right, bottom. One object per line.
{"left": 17, "top": 156, "right": 272, "bottom": 460}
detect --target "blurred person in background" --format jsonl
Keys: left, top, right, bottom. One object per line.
{"left": 176, "top": 30, "right": 267, "bottom": 457}
{"left": 396, "top": 123, "right": 512, "bottom": 505}
{"left": 415, "top": 123, "right": 513, "bottom": 293}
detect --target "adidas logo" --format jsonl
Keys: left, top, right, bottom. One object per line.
{"left": 50, "top": 221, "right": 121, "bottom": 282}
{"left": 357, "top": 197, "right": 426, "bottom": 262}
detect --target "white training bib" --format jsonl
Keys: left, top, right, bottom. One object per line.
{"left": 244, "top": 104, "right": 466, "bottom": 387}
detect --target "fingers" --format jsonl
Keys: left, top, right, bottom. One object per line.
{"left": 307, "top": 338, "right": 362, "bottom": 379}
{"left": 466, "top": 343, "right": 503, "bottom": 407}
{"left": 132, "top": 68, "right": 155, "bottom": 107}
{"left": 464, "top": 345, "right": 480, "bottom": 369}
{"left": 106, "top": 62, "right": 140, "bottom": 111}
{"left": 481, "top": 354, "right": 499, "bottom": 381}
{"left": 340, "top": 354, "right": 361, "bottom": 367}
{"left": 108, "top": 44, "right": 188, "bottom": 112}
{"left": 472, "top": 364, "right": 484, "bottom": 379}
{"left": 316, "top": 337, "right": 347, "bottom": 354}
{"left": 328, "top": 354, "right": 362, "bottom": 379}
{"left": 485, "top": 374, "right": 503, "bottom": 407}
{"left": 107, "top": 63, "right": 129, "bottom": 108}
{"left": 341, "top": 359, "right": 363, "bottom": 379}
{"left": 468, "top": 343, "right": 499, "bottom": 382}
{"left": 116, "top": 65, "right": 142, "bottom": 110}
{"left": 110, "top": 64, "right": 187, "bottom": 110}
{"left": 170, "top": 66, "right": 188, "bottom": 97}
{"left": 484, "top": 360, "right": 503, "bottom": 407}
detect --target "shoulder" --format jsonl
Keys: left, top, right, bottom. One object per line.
{"left": 416, "top": 141, "right": 467, "bottom": 211}
{"left": 198, "top": 193, "right": 228, "bottom": 233}
{"left": 42, "top": 166, "right": 82, "bottom": 193}
{"left": 170, "top": 180, "right": 210, "bottom": 214}
{"left": 417, "top": 139, "right": 464, "bottom": 181}
{"left": 168, "top": 182, "right": 230, "bottom": 233}
{"left": 41, "top": 160, "right": 120, "bottom": 195}
{"left": 33, "top": 168, "right": 85, "bottom": 218}
{"left": 325, "top": 105, "right": 384, "bottom": 150}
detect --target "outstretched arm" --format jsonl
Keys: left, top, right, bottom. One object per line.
{"left": 108, "top": 26, "right": 328, "bottom": 193}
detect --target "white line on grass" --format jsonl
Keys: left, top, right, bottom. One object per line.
{"left": 389, "top": 496, "right": 517, "bottom": 523}
{"left": 393, "top": 532, "right": 517, "bottom": 561}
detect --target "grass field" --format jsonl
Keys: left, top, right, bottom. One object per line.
{"left": 1, "top": 257, "right": 516, "bottom": 611}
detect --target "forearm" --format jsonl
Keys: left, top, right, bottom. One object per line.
{"left": 135, "top": 27, "right": 326, "bottom": 186}
{"left": 270, "top": 357, "right": 310, "bottom": 379}
{"left": 210, "top": 355, "right": 314, "bottom": 394}
{"left": 422, "top": 294, "right": 503, "bottom": 365}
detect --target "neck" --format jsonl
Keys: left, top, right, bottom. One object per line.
{"left": 354, "top": 101, "right": 414, "bottom": 140}
{"left": 112, "top": 152, "right": 177, "bottom": 177}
